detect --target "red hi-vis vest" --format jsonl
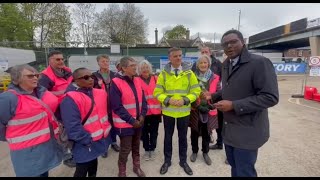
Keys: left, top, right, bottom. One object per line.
{"left": 66, "top": 89, "right": 111, "bottom": 141}
{"left": 137, "top": 76, "right": 161, "bottom": 115}
{"left": 41, "top": 66, "right": 73, "bottom": 97}
{"left": 112, "top": 77, "right": 143, "bottom": 129}
{"left": 6, "top": 90, "right": 60, "bottom": 151}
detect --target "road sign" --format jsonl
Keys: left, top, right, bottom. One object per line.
{"left": 309, "top": 56, "right": 320, "bottom": 66}
{"left": 309, "top": 66, "right": 320, "bottom": 76}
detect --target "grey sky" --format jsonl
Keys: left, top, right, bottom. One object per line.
{"left": 94, "top": 3, "right": 320, "bottom": 44}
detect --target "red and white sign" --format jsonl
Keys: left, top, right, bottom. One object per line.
{"left": 309, "top": 56, "right": 320, "bottom": 66}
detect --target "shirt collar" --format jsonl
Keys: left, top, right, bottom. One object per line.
{"left": 230, "top": 56, "right": 240, "bottom": 66}
{"left": 171, "top": 65, "right": 182, "bottom": 72}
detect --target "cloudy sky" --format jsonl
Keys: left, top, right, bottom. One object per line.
{"left": 94, "top": 3, "right": 320, "bottom": 44}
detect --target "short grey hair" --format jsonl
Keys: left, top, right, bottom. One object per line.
{"left": 119, "top": 56, "right": 136, "bottom": 69}
{"left": 10, "top": 64, "right": 38, "bottom": 85}
{"left": 96, "top": 54, "right": 109, "bottom": 62}
{"left": 137, "top": 60, "right": 152, "bottom": 75}
{"left": 196, "top": 55, "right": 211, "bottom": 69}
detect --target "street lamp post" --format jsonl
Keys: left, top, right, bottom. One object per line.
{"left": 81, "top": 23, "right": 88, "bottom": 56}
{"left": 238, "top": 10, "right": 241, "bottom": 31}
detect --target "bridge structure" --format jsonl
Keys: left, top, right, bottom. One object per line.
{"left": 248, "top": 18, "right": 320, "bottom": 56}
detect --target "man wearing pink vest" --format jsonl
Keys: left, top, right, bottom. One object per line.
{"left": 39, "top": 50, "right": 75, "bottom": 167}
{"left": 110, "top": 57, "right": 148, "bottom": 177}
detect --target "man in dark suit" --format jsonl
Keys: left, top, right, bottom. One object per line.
{"left": 92, "top": 54, "right": 120, "bottom": 157}
{"left": 205, "top": 29, "right": 279, "bottom": 177}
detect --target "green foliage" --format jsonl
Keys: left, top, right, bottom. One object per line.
{"left": 165, "top": 25, "right": 188, "bottom": 40}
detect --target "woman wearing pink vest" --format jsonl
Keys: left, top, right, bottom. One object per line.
{"left": 110, "top": 57, "right": 148, "bottom": 177}
{"left": 59, "top": 67, "right": 111, "bottom": 177}
{"left": 189, "top": 55, "right": 221, "bottom": 166}
{"left": 0, "top": 65, "right": 63, "bottom": 177}
{"left": 136, "top": 60, "right": 162, "bottom": 161}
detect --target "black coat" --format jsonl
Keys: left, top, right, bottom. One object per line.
{"left": 212, "top": 48, "right": 279, "bottom": 150}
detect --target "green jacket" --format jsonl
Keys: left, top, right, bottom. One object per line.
{"left": 153, "top": 62, "right": 201, "bottom": 118}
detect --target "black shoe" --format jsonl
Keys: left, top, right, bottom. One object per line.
{"left": 190, "top": 153, "right": 197, "bottom": 162}
{"left": 209, "top": 144, "right": 223, "bottom": 150}
{"left": 63, "top": 158, "right": 76, "bottom": 168}
{"left": 203, "top": 153, "right": 212, "bottom": 165}
{"left": 101, "top": 151, "right": 108, "bottom": 158}
{"left": 180, "top": 162, "right": 193, "bottom": 175}
{"left": 160, "top": 162, "right": 171, "bottom": 175}
{"left": 111, "top": 144, "right": 120, "bottom": 152}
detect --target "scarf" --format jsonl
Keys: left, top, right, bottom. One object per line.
{"left": 196, "top": 69, "right": 212, "bottom": 90}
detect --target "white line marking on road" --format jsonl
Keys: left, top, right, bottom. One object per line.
{"left": 288, "top": 98, "right": 320, "bottom": 111}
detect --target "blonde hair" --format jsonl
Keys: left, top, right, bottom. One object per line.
{"left": 137, "top": 60, "right": 153, "bottom": 75}
{"left": 196, "top": 54, "right": 211, "bottom": 70}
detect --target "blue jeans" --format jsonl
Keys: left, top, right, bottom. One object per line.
{"left": 225, "top": 144, "right": 258, "bottom": 177}
{"left": 37, "top": 171, "right": 48, "bottom": 177}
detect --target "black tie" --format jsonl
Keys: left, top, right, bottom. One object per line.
{"left": 229, "top": 60, "right": 234, "bottom": 74}
{"left": 174, "top": 69, "right": 179, "bottom": 77}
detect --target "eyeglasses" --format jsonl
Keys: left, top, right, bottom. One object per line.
{"left": 24, "top": 74, "right": 40, "bottom": 79}
{"left": 76, "top": 74, "right": 95, "bottom": 80}
{"left": 221, "top": 39, "right": 239, "bottom": 48}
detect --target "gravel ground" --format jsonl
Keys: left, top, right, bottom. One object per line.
{"left": 1, "top": 75, "right": 320, "bottom": 177}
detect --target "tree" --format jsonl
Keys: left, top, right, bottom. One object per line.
{"left": 0, "top": 3, "right": 31, "bottom": 48}
{"left": 46, "top": 3, "right": 72, "bottom": 47}
{"left": 165, "top": 25, "right": 188, "bottom": 40}
{"left": 71, "top": 3, "right": 97, "bottom": 47}
{"left": 95, "top": 3, "right": 148, "bottom": 46}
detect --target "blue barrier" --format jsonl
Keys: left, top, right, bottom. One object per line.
{"left": 159, "top": 57, "right": 307, "bottom": 75}
{"left": 273, "top": 63, "right": 306, "bottom": 74}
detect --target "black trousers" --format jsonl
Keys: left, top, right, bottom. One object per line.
{"left": 142, "top": 115, "right": 161, "bottom": 151}
{"left": 216, "top": 110, "right": 224, "bottom": 145}
{"left": 163, "top": 115, "right": 189, "bottom": 165}
{"left": 74, "top": 158, "right": 98, "bottom": 177}
{"left": 191, "top": 121, "right": 210, "bottom": 154}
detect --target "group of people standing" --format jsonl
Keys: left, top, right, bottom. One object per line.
{"left": 0, "top": 29, "right": 279, "bottom": 177}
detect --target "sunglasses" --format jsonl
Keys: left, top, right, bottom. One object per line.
{"left": 24, "top": 74, "right": 40, "bottom": 79}
{"left": 77, "top": 74, "right": 95, "bottom": 80}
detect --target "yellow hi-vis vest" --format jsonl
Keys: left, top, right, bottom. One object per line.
{"left": 153, "top": 69, "right": 201, "bottom": 118}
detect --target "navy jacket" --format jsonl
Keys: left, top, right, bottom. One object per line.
{"left": 59, "top": 83, "right": 107, "bottom": 163}
{"left": 110, "top": 73, "right": 148, "bottom": 137}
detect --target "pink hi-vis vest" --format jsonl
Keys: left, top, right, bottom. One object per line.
{"left": 196, "top": 75, "right": 220, "bottom": 116}
{"left": 6, "top": 90, "right": 60, "bottom": 151}
{"left": 66, "top": 89, "right": 111, "bottom": 141}
{"left": 137, "top": 76, "right": 161, "bottom": 115}
{"left": 41, "top": 66, "right": 73, "bottom": 97}
{"left": 112, "top": 77, "right": 143, "bottom": 129}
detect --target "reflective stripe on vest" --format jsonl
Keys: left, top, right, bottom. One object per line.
{"left": 6, "top": 90, "right": 58, "bottom": 150}
{"left": 137, "top": 76, "right": 161, "bottom": 115}
{"left": 65, "top": 89, "right": 111, "bottom": 141}
{"left": 112, "top": 77, "right": 143, "bottom": 129}
{"left": 7, "top": 128, "right": 50, "bottom": 144}
{"left": 162, "top": 106, "right": 191, "bottom": 112}
{"left": 8, "top": 112, "right": 47, "bottom": 126}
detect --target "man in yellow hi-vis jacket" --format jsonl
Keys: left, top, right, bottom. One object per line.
{"left": 154, "top": 47, "right": 201, "bottom": 176}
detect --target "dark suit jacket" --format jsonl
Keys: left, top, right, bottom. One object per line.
{"left": 212, "top": 47, "right": 279, "bottom": 150}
